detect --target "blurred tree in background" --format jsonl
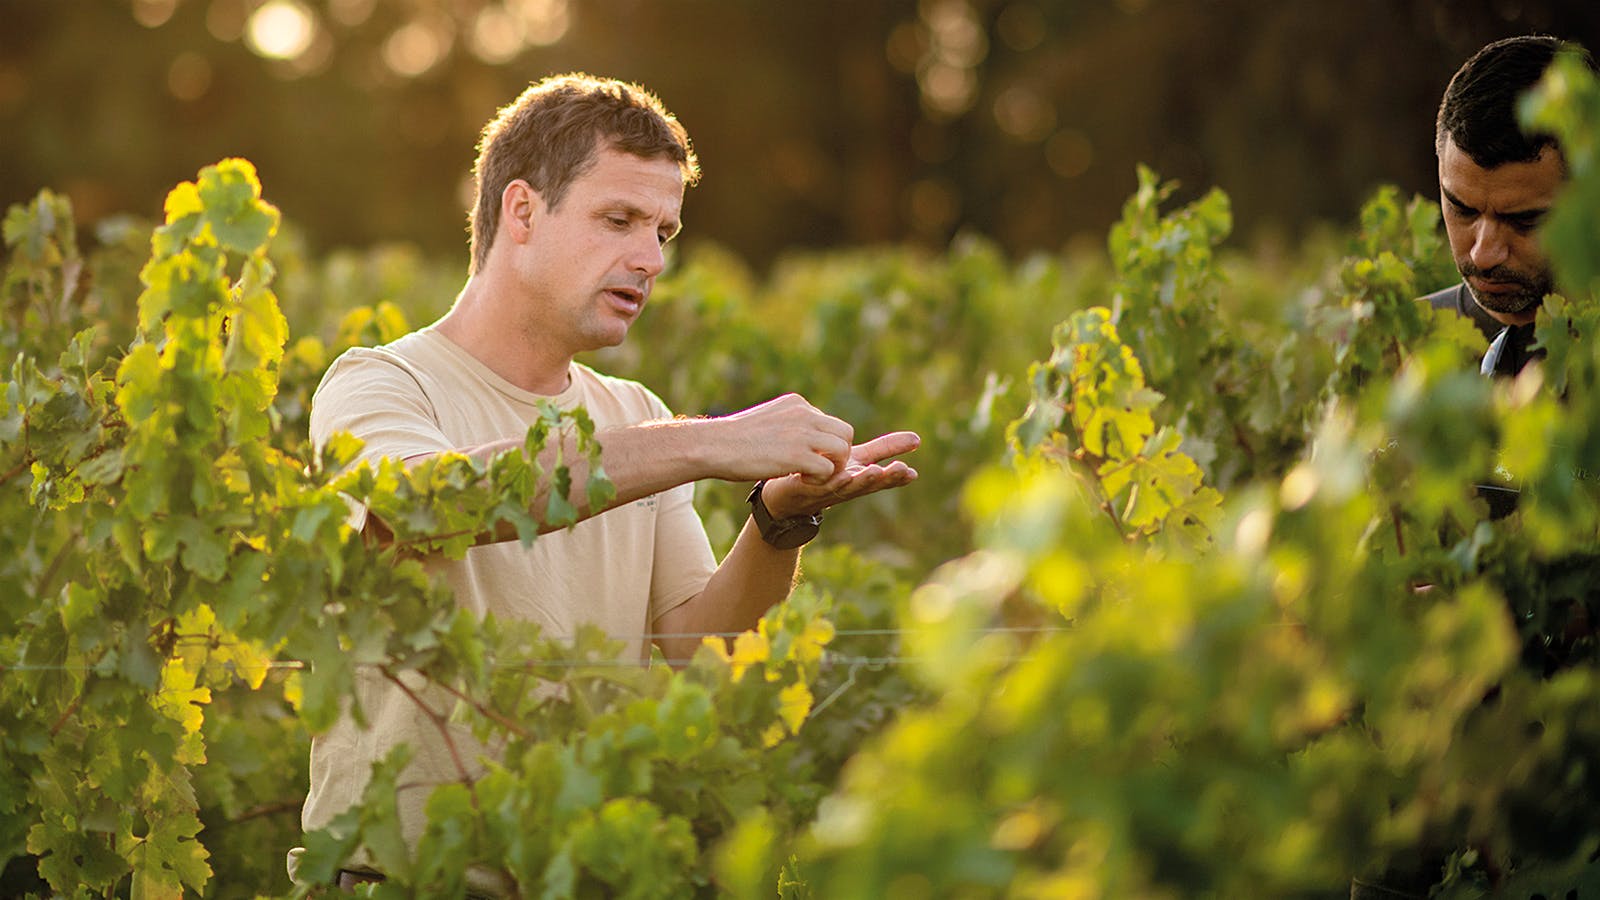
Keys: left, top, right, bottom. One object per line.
{"left": 6, "top": 14, "right": 1600, "bottom": 896}
{"left": 2, "top": 0, "right": 1598, "bottom": 269}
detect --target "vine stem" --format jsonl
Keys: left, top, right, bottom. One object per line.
{"left": 380, "top": 666, "right": 474, "bottom": 786}
{"left": 379, "top": 666, "right": 492, "bottom": 868}
{"left": 49, "top": 692, "right": 84, "bottom": 737}
{"left": 35, "top": 537, "right": 77, "bottom": 602}
{"left": 226, "top": 799, "right": 301, "bottom": 825}
{"left": 1061, "top": 407, "right": 1133, "bottom": 541}
{"left": 387, "top": 525, "right": 481, "bottom": 554}
{"left": 431, "top": 678, "right": 530, "bottom": 740}
{"left": 1230, "top": 418, "right": 1256, "bottom": 463}
{"left": 0, "top": 458, "right": 30, "bottom": 487}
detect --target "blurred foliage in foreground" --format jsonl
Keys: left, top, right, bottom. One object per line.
{"left": 2, "top": 50, "right": 1600, "bottom": 900}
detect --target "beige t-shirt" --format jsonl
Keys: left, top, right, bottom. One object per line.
{"left": 288, "top": 328, "right": 717, "bottom": 890}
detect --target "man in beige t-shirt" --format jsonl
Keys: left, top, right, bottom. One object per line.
{"left": 289, "top": 74, "right": 920, "bottom": 891}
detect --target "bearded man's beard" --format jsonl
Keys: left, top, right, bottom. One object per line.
{"left": 1459, "top": 261, "right": 1553, "bottom": 315}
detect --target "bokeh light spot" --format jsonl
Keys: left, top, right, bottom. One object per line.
{"left": 920, "top": 63, "right": 977, "bottom": 118}
{"left": 885, "top": 22, "right": 925, "bottom": 75}
{"left": 922, "top": 0, "right": 986, "bottom": 69}
{"left": 206, "top": 0, "right": 249, "bottom": 42}
{"left": 283, "top": 20, "right": 335, "bottom": 78}
{"left": 247, "top": 0, "right": 317, "bottom": 61}
{"left": 914, "top": 0, "right": 983, "bottom": 119}
{"left": 384, "top": 20, "right": 450, "bottom": 78}
{"left": 470, "top": 5, "right": 526, "bottom": 64}
{"left": 993, "top": 84, "right": 1055, "bottom": 141}
{"left": 167, "top": 52, "right": 213, "bottom": 101}
{"left": 508, "top": 0, "right": 571, "bottom": 47}
{"left": 1046, "top": 129, "right": 1094, "bottom": 178}
{"left": 328, "top": 0, "right": 376, "bottom": 28}
{"left": 132, "top": 0, "right": 178, "bottom": 29}
{"left": 996, "top": 3, "right": 1046, "bottom": 52}
{"left": 907, "top": 178, "right": 960, "bottom": 236}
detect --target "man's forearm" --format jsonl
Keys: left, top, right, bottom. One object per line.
{"left": 382, "top": 417, "right": 714, "bottom": 545}
{"left": 376, "top": 393, "right": 860, "bottom": 546}
{"left": 650, "top": 517, "right": 800, "bottom": 662}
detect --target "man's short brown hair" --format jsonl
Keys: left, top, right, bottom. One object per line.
{"left": 468, "top": 73, "right": 700, "bottom": 273}
{"left": 1435, "top": 35, "right": 1595, "bottom": 169}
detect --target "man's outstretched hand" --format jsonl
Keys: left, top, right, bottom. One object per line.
{"left": 759, "top": 430, "right": 921, "bottom": 519}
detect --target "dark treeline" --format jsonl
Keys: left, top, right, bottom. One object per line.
{"left": 2, "top": 0, "right": 1597, "bottom": 268}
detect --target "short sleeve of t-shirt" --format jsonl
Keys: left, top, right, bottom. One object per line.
{"left": 310, "top": 348, "right": 455, "bottom": 466}
{"left": 310, "top": 348, "right": 456, "bottom": 532}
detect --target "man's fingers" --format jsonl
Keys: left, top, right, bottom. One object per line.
{"left": 797, "top": 454, "right": 838, "bottom": 483}
{"left": 881, "top": 460, "right": 917, "bottom": 481}
{"left": 819, "top": 459, "right": 918, "bottom": 498}
{"left": 852, "top": 431, "right": 921, "bottom": 465}
{"left": 808, "top": 433, "right": 851, "bottom": 482}
{"left": 821, "top": 412, "right": 855, "bottom": 445}
{"left": 771, "top": 396, "right": 852, "bottom": 475}
{"left": 722, "top": 394, "right": 859, "bottom": 484}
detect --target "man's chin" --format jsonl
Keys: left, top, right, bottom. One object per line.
{"left": 582, "top": 323, "right": 632, "bottom": 352}
{"left": 1467, "top": 284, "right": 1542, "bottom": 317}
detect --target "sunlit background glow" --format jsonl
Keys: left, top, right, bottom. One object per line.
{"left": 187, "top": 0, "right": 577, "bottom": 77}
{"left": 3, "top": 0, "right": 1585, "bottom": 269}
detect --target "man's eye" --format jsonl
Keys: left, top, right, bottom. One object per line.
{"left": 606, "top": 216, "right": 628, "bottom": 228}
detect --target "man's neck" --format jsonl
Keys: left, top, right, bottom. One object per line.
{"left": 434, "top": 275, "right": 574, "bottom": 395}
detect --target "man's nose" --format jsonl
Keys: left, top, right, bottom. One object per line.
{"left": 1469, "top": 220, "right": 1511, "bottom": 272}
{"left": 630, "top": 233, "right": 665, "bottom": 278}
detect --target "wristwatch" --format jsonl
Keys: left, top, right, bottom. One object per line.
{"left": 746, "top": 479, "right": 822, "bottom": 549}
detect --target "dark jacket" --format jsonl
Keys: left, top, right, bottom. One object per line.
{"left": 1421, "top": 282, "right": 1542, "bottom": 376}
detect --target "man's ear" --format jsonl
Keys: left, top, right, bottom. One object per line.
{"left": 501, "top": 179, "right": 542, "bottom": 244}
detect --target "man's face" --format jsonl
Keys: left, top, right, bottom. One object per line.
{"left": 515, "top": 144, "right": 685, "bottom": 355}
{"left": 1438, "top": 137, "right": 1563, "bottom": 323}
